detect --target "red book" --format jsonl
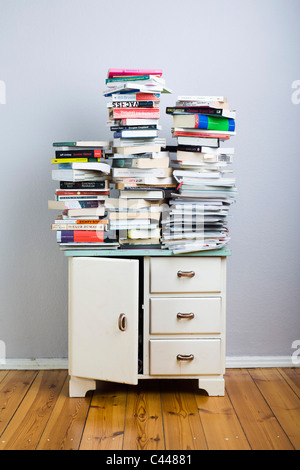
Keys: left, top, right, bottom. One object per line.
{"left": 110, "top": 108, "right": 160, "bottom": 119}
{"left": 108, "top": 68, "right": 162, "bottom": 78}
{"left": 58, "top": 230, "right": 104, "bottom": 243}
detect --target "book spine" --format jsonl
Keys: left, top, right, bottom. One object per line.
{"left": 110, "top": 108, "right": 160, "bottom": 119}
{"left": 108, "top": 69, "right": 162, "bottom": 78}
{"left": 60, "top": 181, "right": 107, "bottom": 189}
{"left": 106, "top": 75, "right": 151, "bottom": 83}
{"left": 52, "top": 158, "right": 101, "bottom": 163}
{"left": 55, "top": 149, "right": 102, "bottom": 158}
{"left": 112, "top": 93, "right": 160, "bottom": 101}
{"left": 56, "top": 190, "right": 108, "bottom": 195}
{"left": 166, "top": 107, "right": 222, "bottom": 116}
{"left": 52, "top": 224, "right": 105, "bottom": 230}
{"left": 112, "top": 101, "right": 155, "bottom": 108}
{"left": 57, "top": 230, "right": 104, "bottom": 243}
{"left": 110, "top": 125, "right": 157, "bottom": 131}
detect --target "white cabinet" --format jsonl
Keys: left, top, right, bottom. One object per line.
{"left": 68, "top": 254, "right": 227, "bottom": 397}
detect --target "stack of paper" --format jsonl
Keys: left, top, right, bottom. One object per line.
{"left": 161, "top": 96, "right": 237, "bottom": 253}
{"left": 104, "top": 68, "right": 173, "bottom": 248}
{"left": 49, "top": 141, "right": 119, "bottom": 250}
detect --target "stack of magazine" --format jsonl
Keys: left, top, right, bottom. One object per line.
{"left": 161, "top": 95, "right": 237, "bottom": 253}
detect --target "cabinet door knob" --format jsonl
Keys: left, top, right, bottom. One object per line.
{"left": 177, "top": 354, "right": 194, "bottom": 361}
{"left": 177, "top": 312, "right": 195, "bottom": 319}
{"left": 118, "top": 314, "right": 127, "bottom": 331}
{"left": 177, "top": 270, "right": 195, "bottom": 278}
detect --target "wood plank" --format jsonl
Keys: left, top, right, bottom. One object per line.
{"left": 160, "top": 380, "right": 207, "bottom": 450}
{"left": 79, "top": 381, "right": 127, "bottom": 450}
{"left": 195, "top": 384, "right": 250, "bottom": 450}
{"left": 249, "top": 368, "right": 300, "bottom": 450}
{"left": 0, "top": 371, "right": 9, "bottom": 383}
{"left": 0, "top": 370, "right": 38, "bottom": 437}
{"left": 123, "top": 380, "right": 165, "bottom": 450}
{"left": 0, "top": 370, "right": 67, "bottom": 450}
{"left": 37, "top": 376, "right": 92, "bottom": 450}
{"left": 278, "top": 368, "right": 300, "bottom": 398}
{"left": 225, "top": 369, "right": 293, "bottom": 450}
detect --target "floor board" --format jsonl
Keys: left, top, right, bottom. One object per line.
{"left": 0, "top": 368, "right": 299, "bottom": 450}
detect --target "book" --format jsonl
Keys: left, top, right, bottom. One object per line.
{"left": 60, "top": 180, "right": 108, "bottom": 189}
{"left": 48, "top": 200, "right": 105, "bottom": 210}
{"left": 177, "top": 137, "right": 220, "bottom": 147}
{"left": 112, "top": 93, "right": 160, "bottom": 101}
{"left": 109, "top": 107, "right": 160, "bottom": 119}
{"left": 112, "top": 168, "right": 172, "bottom": 178}
{"left": 110, "top": 100, "right": 158, "bottom": 108}
{"left": 55, "top": 149, "right": 102, "bottom": 158}
{"left": 53, "top": 141, "right": 109, "bottom": 147}
{"left": 56, "top": 230, "right": 105, "bottom": 243}
{"left": 52, "top": 169, "right": 110, "bottom": 182}
{"left": 56, "top": 189, "right": 109, "bottom": 196}
{"left": 177, "top": 95, "right": 227, "bottom": 102}
{"left": 127, "top": 228, "right": 161, "bottom": 239}
{"left": 173, "top": 151, "right": 233, "bottom": 163}
{"left": 64, "top": 207, "right": 106, "bottom": 217}
{"left": 120, "top": 190, "right": 164, "bottom": 199}
{"left": 114, "top": 144, "right": 162, "bottom": 155}
{"left": 174, "top": 130, "right": 234, "bottom": 138}
{"left": 104, "top": 83, "right": 171, "bottom": 96}
{"left": 172, "top": 115, "right": 235, "bottom": 132}
{"left": 113, "top": 129, "right": 158, "bottom": 139}
{"left": 113, "top": 118, "right": 159, "bottom": 126}
{"left": 55, "top": 161, "right": 111, "bottom": 173}
{"left": 112, "top": 157, "right": 169, "bottom": 169}
{"left": 52, "top": 158, "right": 102, "bottom": 164}
{"left": 106, "top": 75, "right": 164, "bottom": 84}
{"left": 51, "top": 223, "right": 105, "bottom": 231}
{"left": 107, "top": 68, "right": 163, "bottom": 78}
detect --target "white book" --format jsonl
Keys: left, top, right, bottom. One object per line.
{"left": 52, "top": 169, "right": 109, "bottom": 182}
{"left": 177, "top": 96, "right": 227, "bottom": 102}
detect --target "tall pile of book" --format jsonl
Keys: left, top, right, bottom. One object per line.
{"left": 161, "top": 95, "right": 237, "bottom": 253}
{"left": 49, "top": 140, "right": 120, "bottom": 250}
{"left": 103, "top": 68, "right": 173, "bottom": 249}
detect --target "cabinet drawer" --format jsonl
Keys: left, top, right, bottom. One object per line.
{"left": 149, "top": 339, "right": 222, "bottom": 375}
{"left": 150, "top": 257, "right": 222, "bottom": 293}
{"left": 150, "top": 298, "right": 222, "bottom": 334}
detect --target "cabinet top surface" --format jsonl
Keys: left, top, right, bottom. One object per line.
{"left": 63, "top": 248, "right": 231, "bottom": 257}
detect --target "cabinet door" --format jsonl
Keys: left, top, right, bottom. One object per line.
{"left": 69, "top": 257, "right": 139, "bottom": 385}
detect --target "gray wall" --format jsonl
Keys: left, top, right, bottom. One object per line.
{"left": 0, "top": 0, "right": 299, "bottom": 360}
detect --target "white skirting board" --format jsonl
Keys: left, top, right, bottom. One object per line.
{"left": 0, "top": 356, "right": 298, "bottom": 370}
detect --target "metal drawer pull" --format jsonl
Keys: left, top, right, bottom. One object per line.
{"left": 177, "top": 312, "right": 195, "bottom": 319}
{"left": 118, "top": 314, "right": 127, "bottom": 331}
{"left": 177, "top": 270, "right": 195, "bottom": 278}
{"left": 177, "top": 354, "right": 194, "bottom": 361}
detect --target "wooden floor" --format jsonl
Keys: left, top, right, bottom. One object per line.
{"left": 0, "top": 368, "right": 299, "bottom": 450}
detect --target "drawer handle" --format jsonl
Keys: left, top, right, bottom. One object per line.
{"left": 118, "top": 314, "right": 127, "bottom": 331}
{"left": 177, "top": 270, "right": 195, "bottom": 278}
{"left": 177, "top": 312, "right": 195, "bottom": 319}
{"left": 177, "top": 354, "right": 194, "bottom": 361}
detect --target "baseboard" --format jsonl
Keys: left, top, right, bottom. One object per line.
{"left": 226, "top": 356, "right": 297, "bottom": 368}
{"left": 0, "top": 356, "right": 297, "bottom": 370}
{"left": 0, "top": 358, "right": 68, "bottom": 370}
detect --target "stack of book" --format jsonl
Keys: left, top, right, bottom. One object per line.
{"left": 161, "top": 96, "right": 237, "bottom": 253}
{"left": 49, "top": 140, "right": 120, "bottom": 250}
{"left": 103, "top": 68, "right": 173, "bottom": 248}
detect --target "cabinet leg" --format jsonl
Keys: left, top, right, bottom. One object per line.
{"left": 69, "top": 376, "right": 96, "bottom": 397}
{"left": 198, "top": 376, "right": 225, "bottom": 396}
